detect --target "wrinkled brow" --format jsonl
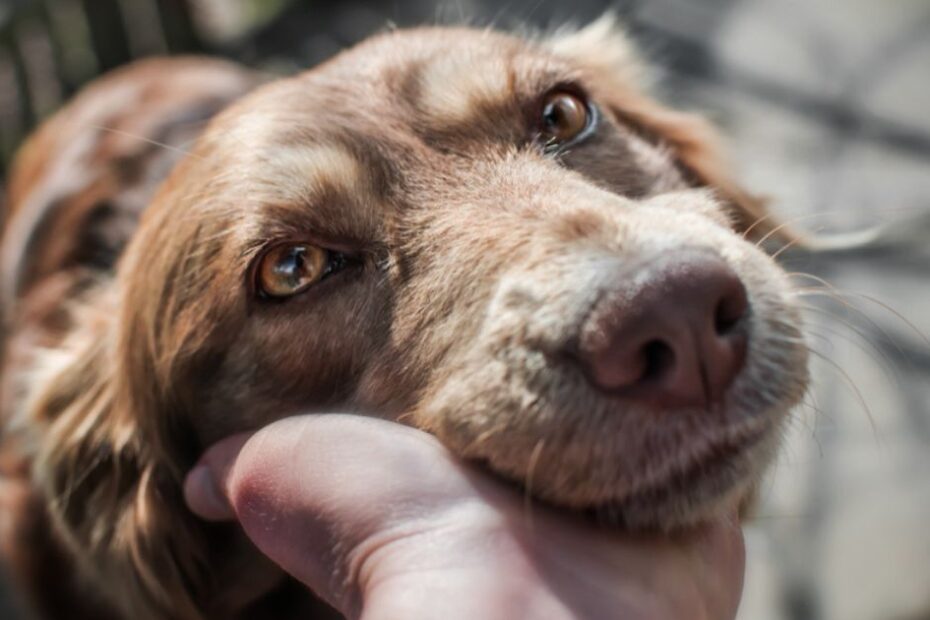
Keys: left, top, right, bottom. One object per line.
{"left": 411, "top": 52, "right": 519, "bottom": 123}
{"left": 184, "top": 135, "right": 391, "bottom": 267}
{"left": 396, "top": 49, "right": 589, "bottom": 142}
{"left": 240, "top": 143, "right": 369, "bottom": 206}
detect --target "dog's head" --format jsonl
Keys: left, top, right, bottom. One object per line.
{"left": 22, "top": 19, "right": 808, "bottom": 618}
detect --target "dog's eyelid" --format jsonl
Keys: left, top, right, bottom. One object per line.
{"left": 532, "top": 85, "right": 599, "bottom": 152}
{"left": 246, "top": 238, "right": 364, "bottom": 301}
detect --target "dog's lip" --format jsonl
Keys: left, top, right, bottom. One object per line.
{"left": 596, "top": 422, "right": 771, "bottom": 509}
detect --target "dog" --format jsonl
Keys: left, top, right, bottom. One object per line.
{"left": 0, "top": 17, "right": 809, "bottom": 620}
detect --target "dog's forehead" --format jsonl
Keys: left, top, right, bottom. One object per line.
{"left": 221, "top": 28, "right": 574, "bottom": 149}
{"left": 336, "top": 27, "right": 569, "bottom": 105}
{"left": 372, "top": 29, "right": 575, "bottom": 125}
{"left": 202, "top": 28, "right": 585, "bottom": 211}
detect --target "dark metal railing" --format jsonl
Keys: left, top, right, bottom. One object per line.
{"left": 0, "top": 0, "right": 202, "bottom": 179}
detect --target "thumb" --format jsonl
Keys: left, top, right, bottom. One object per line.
{"left": 182, "top": 414, "right": 472, "bottom": 615}
{"left": 184, "top": 432, "right": 251, "bottom": 520}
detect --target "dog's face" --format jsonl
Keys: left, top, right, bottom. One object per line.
{"left": 103, "top": 23, "right": 808, "bottom": 529}
{"left": 6, "top": 20, "right": 814, "bottom": 619}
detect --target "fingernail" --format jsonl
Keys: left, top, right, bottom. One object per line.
{"left": 184, "top": 464, "right": 234, "bottom": 521}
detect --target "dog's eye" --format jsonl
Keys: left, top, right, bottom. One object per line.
{"left": 256, "top": 243, "right": 334, "bottom": 298}
{"left": 540, "top": 91, "right": 590, "bottom": 145}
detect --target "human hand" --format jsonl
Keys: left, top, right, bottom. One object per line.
{"left": 184, "top": 415, "right": 745, "bottom": 620}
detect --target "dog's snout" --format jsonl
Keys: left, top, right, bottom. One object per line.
{"left": 577, "top": 253, "right": 749, "bottom": 409}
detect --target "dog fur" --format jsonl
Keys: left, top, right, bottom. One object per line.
{"left": 0, "top": 18, "right": 808, "bottom": 620}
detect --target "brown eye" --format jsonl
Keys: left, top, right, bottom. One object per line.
{"left": 256, "top": 243, "right": 329, "bottom": 298}
{"left": 540, "top": 91, "right": 590, "bottom": 144}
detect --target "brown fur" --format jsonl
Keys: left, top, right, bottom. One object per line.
{"left": 0, "top": 18, "right": 808, "bottom": 620}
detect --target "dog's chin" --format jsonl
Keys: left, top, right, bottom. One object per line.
{"left": 430, "top": 385, "right": 788, "bottom": 530}
{"left": 581, "top": 428, "right": 779, "bottom": 531}
{"left": 506, "top": 414, "right": 779, "bottom": 529}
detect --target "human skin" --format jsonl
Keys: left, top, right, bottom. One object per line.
{"left": 184, "top": 415, "right": 745, "bottom": 620}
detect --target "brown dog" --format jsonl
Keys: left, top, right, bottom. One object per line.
{"left": 0, "top": 18, "right": 809, "bottom": 620}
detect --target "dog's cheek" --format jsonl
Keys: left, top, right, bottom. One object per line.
{"left": 401, "top": 264, "right": 598, "bottom": 500}
{"left": 196, "top": 339, "right": 361, "bottom": 437}
{"left": 195, "top": 288, "right": 392, "bottom": 438}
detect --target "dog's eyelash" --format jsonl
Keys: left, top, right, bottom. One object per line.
{"left": 542, "top": 137, "right": 562, "bottom": 155}
{"left": 250, "top": 244, "right": 361, "bottom": 302}
{"left": 536, "top": 134, "right": 574, "bottom": 161}
{"left": 546, "top": 142, "right": 572, "bottom": 159}
{"left": 317, "top": 251, "right": 353, "bottom": 279}
{"left": 532, "top": 95, "right": 600, "bottom": 156}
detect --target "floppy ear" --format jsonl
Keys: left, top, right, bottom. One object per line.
{"left": 546, "top": 15, "right": 798, "bottom": 246}
{"left": 24, "top": 302, "right": 210, "bottom": 620}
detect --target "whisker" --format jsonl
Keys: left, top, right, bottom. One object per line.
{"left": 747, "top": 512, "right": 814, "bottom": 522}
{"left": 772, "top": 407, "right": 823, "bottom": 471}
{"left": 796, "top": 288, "right": 922, "bottom": 376}
{"left": 770, "top": 235, "right": 807, "bottom": 260}
{"left": 835, "top": 290, "right": 930, "bottom": 349}
{"left": 807, "top": 347, "right": 879, "bottom": 440}
{"left": 789, "top": 272, "right": 924, "bottom": 350}
{"left": 463, "top": 422, "right": 509, "bottom": 455}
{"left": 788, "top": 271, "right": 921, "bottom": 362}
{"left": 91, "top": 125, "right": 203, "bottom": 160}
{"left": 394, "top": 411, "right": 416, "bottom": 425}
{"left": 785, "top": 272, "right": 836, "bottom": 288}
{"left": 747, "top": 204, "right": 928, "bottom": 243}
{"left": 722, "top": 510, "right": 742, "bottom": 534}
{"left": 799, "top": 307, "right": 902, "bottom": 387}
{"left": 741, "top": 212, "right": 776, "bottom": 240}
{"left": 798, "top": 398, "right": 830, "bottom": 455}
{"left": 755, "top": 215, "right": 817, "bottom": 248}
{"left": 523, "top": 439, "right": 546, "bottom": 531}
{"left": 795, "top": 387, "right": 827, "bottom": 420}
{"left": 518, "top": 0, "right": 550, "bottom": 28}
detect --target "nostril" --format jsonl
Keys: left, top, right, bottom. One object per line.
{"left": 641, "top": 340, "right": 675, "bottom": 382}
{"left": 714, "top": 299, "right": 740, "bottom": 334}
{"left": 714, "top": 282, "right": 749, "bottom": 335}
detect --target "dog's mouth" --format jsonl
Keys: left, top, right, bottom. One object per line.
{"left": 587, "top": 422, "right": 772, "bottom": 526}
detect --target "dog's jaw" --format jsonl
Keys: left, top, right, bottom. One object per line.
{"left": 405, "top": 193, "right": 808, "bottom": 529}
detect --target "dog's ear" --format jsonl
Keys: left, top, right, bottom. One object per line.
{"left": 24, "top": 302, "right": 209, "bottom": 620}
{"left": 546, "top": 15, "right": 797, "bottom": 246}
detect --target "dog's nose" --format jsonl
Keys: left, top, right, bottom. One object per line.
{"left": 578, "top": 253, "right": 749, "bottom": 409}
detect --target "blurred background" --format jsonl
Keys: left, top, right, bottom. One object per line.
{"left": 1, "top": 0, "right": 928, "bottom": 618}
